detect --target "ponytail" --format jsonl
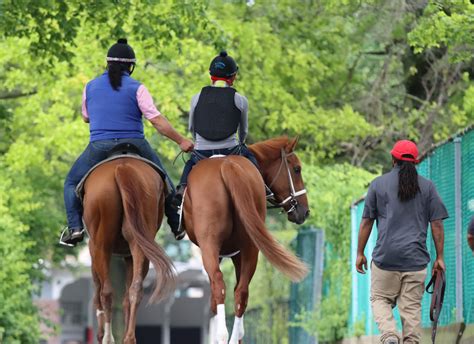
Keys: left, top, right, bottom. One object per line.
{"left": 107, "top": 62, "right": 133, "bottom": 91}
{"left": 397, "top": 157, "right": 420, "bottom": 201}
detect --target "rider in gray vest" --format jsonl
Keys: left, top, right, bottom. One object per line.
{"left": 173, "top": 51, "right": 269, "bottom": 206}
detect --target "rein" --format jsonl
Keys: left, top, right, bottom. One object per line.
{"left": 425, "top": 270, "right": 446, "bottom": 344}
{"left": 267, "top": 148, "right": 307, "bottom": 213}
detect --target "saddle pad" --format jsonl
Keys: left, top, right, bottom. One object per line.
{"left": 210, "top": 154, "right": 226, "bottom": 158}
{"left": 75, "top": 154, "right": 171, "bottom": 201}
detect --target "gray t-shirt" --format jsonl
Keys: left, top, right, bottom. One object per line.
{"left": 188, "top": 86, "right": 249, "bottom": 150}
{"left": 469, "top": 216, "right": 474, "bottom": 235}
{"left": 362, "top": 166, "right": 448, "bottom": 271}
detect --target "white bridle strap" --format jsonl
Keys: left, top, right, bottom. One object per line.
{"left": 277, "top": 189, "right": 307, "bottom": 207}
{"left": 268, "top": 148, "right": 307, "bottom": 211}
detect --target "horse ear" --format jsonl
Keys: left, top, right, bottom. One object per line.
{"left": 286, "top": 136, "right": 299, "bottom": 152}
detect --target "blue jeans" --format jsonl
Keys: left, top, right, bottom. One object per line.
{"left": 178, "top": 144, "right": 259, "bottom": 186}
{"left": 64, "top": 138, "right": 178, "bottom": 229}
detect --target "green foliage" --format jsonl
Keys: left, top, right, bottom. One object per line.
{"left": 408, "top": 1, "right": 474, "bottom": 62}
{"left": 0, "top": 0, "right": 472, "bottom": 342}
{"left": 0, "top": 171, "right": 40, "bottom": 343}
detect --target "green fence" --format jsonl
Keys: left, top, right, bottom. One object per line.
{"left": 289, "top": 228, "right": 324, "bottom": 344}
{"left": 349, "top": 127, "right": 474, "bottom": 336}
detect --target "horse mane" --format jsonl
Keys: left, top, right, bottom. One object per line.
{"left": 250, "top": 136, "right": 290, "bottom": 160}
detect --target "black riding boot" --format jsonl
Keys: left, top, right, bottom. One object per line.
{"left": 165, "top": 193, "right": 185, "bottom": 240}
{"left": 171, "top": 184, "right": 186, "bottom": 208}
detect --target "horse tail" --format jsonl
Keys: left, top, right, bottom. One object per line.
{"left": 114, "top": 163, "right": 176, "bottom": 303}
{"left": 220, "top": 160, "right": 308, "bottom": 282}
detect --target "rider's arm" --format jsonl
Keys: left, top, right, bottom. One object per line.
{"left": 188, "top": 93, "right": 200, "bottom": 138}
{"left": 149, "top": 115, "right": 186, "bottom": 145}
{"left": 137, "top": 85, "right": 181, "bottom": 143}
{"left": 138, "top": 85, "right": 193, "bottom": 151}
{"left": 236, "top": 93, "right": 248, "bottom": 143}
{"left": 137, "top": 85, "right": 161, "bottom": 120}
{"left": 82, "top": 86, "right": 90, "bottom": 123}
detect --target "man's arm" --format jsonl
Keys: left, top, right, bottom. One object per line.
{"left": 431, "top": 219, "right": 446, "bottom": 271}
{"left": 148, "top": 116, "right": 194, "bottom": 152}
{"left": 356, "top": 218, "right": 374, "bottom": 274}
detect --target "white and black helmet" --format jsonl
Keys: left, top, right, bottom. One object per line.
{"left": 106, "top": 38, "right": 136, "bottom": 64}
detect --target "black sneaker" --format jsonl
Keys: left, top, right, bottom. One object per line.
{"left": 59, "top": 227, "right": 85, "bottom": 247}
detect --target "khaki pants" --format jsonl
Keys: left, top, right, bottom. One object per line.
{"left": 370, "top": 262, "right": 427, "bottom": 344}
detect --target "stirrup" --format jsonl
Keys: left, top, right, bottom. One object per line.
{"left": 265, "top": 185, "right": 274, "bottom": 199}
{"left": 174, "top": 187, "right": 187, "bottom": 240}
{"left": 59, "top": 227, "right": 85, "bottom": 247}
{"left": 174, "top": 230, "right": 186, "bottom": 241}
{"left": 59, "top": 227, "right": 75, "bottom": 247}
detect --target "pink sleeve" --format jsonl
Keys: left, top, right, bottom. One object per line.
{"left": 82, "top": 86, "right": 89, "bottom": 120}
{"left": 137, "top": 85, "right": 161, "bottom": 120}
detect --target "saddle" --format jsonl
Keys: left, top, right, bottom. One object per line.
{"left": 425, "top": 269, "right": 446, "bottom": 344}
{"left": 75, "top": 143, "right": 171, "bottom": 200}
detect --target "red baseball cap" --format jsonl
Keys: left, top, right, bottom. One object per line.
{"left": 391, "top": 140, "right": 419, "bottom": 163}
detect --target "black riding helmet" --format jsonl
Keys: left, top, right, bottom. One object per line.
{"left": 209, "top": 51, "right": 238, "bottom": 78}
{"left": 107, "top": 38, "right": 136, "bottom": 74}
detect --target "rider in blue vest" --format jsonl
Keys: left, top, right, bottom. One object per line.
{"left": 172, "top": 51, "right": 270, "bottom": 206}
{"left": 61, "top": 39, "right": 193, "bottom": 246}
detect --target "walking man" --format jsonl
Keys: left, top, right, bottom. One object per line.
{"left": 356, "top": 140, "right": 448, "bottom": 344}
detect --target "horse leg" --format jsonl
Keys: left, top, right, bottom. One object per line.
{"left": 123, "top": 243, "right": 149, "bottom": 344}
{"left": 92, "top": 247, "right": 115, "bottom": 344}
{"left": 122, "top": 257, "right": 133, "bottom": 335}
{"left": 91, "top": 266, "right": 105, "bottom": 343}
{"left": 201, "top": 244, "right": 228, "bottom": 344}
{"left": 229, "top": 247, "right": 258, "bottom": 344}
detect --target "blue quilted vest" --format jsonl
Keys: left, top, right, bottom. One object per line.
{"left": 86, "top": 72, "right": 143, "bottom": 142}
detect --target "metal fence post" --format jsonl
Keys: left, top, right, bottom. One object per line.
{"left": 454, "top": 137, "right": 463, "bottom": 322}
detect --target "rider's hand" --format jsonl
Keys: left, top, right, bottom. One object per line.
{"left": 179, "top": 138, "right": 194, "bottom": 152}
{"left": 433, "top": 257, "right": 446, "bottom": 274}
{"left": 356, "top": 254, "right": 368, "bottom": 274}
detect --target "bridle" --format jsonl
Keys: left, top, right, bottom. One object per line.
{"left": 267, "top": 148, "right": 307, "bottom": 214}
{"left": 426, "top": 269, "right": 446, "bottom": 344}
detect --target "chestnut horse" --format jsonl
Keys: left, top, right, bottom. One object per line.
{"left": 83, "top": 158, "right": 176, "bottom": 344}
{"left": 182, "top": 137, "right": 310, "bottom": 344}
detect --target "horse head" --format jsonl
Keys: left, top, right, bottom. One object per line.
{"left": 251, "top": 136, "right": 310, "bottom": 225}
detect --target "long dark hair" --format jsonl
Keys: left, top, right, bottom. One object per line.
{"left": 396, "top": 156, "right": 420, "bottom": 201}
{"left": 107, "top": 62, "right": 133, "bottom": 91}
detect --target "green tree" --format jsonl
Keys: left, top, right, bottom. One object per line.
{"left": 0, "top": 0, "right": 472, "bottom": 342}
